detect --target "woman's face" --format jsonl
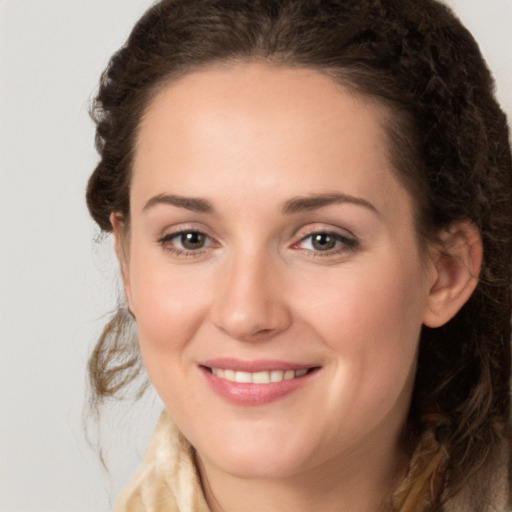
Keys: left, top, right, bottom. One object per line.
{"left": 120, "top": 63, "right": 437, "bottom": 480}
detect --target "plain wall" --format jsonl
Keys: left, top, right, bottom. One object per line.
{"left": 0, "top": 1, "right": 511, "bottom": 510}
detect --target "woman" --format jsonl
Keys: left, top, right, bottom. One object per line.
{"left": 86, "top": 0, "right": 512, "bottom": 510}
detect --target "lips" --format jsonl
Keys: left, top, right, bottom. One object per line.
{"left": 200, "top": 358, "right": 320, "bottom": 405}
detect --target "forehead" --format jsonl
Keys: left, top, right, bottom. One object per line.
{"left": 137, "top": 62, "right": 390, "bottom": 152}
{"left": 132, "top": 62, "right": 410, "bottom": 219}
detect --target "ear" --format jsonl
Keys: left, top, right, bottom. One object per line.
{"left": 110, "top": 212, "right": 134, "bottom": 312}
{"left": 423, "top": 221, "right": 482, "bottom": 328}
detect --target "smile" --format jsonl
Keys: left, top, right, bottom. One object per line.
{"left": 200, "top": 360, "right": 320, "bottom": 406}
{"left": 209, "top": 368, "right": 309, "bottom": 383}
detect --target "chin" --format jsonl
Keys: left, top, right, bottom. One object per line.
{"left": 199, "top": 431, "right": 318, "bottom": 480}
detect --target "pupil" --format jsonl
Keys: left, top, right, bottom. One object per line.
{"left": 181, "top": 232, "right": 205, "bottom": 250}
{"left": 312, "top": 233, "right": 335, "bottom": 251}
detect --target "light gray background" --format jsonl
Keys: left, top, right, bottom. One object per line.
{"left": 1, "top": 1, "right": 511, "bottom": 511}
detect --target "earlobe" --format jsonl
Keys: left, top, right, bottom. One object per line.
{"left": 423, "top": 221, "right": 482, "bottom": 328}
{"left": 110, "top": 212, "right": 134, "bottom": 311}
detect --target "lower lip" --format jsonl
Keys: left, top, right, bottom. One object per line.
{"left": 200, "top": 366, "right": 318, "bottom": 406}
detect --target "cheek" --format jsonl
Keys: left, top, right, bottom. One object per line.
{"left": 303, "top": 258, "right": 424, "bottom": 340}
{"left": 128, "top": 251, "right": 210, "bottom": 356}
{"left": 297, "top": 256, "right": 426, "bottom": 396}
{"left": 325, "top": 277, "right": 422, "bottom": 441}
{"left": 128, "top": 260, "right": 214, "bottom": 409}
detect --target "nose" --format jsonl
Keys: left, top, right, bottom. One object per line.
{"left": 210, "top": 251, "right": 292, "bottom": 341}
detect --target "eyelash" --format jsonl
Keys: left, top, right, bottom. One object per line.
{"left": 157, "top": 230, "right": 215, "bottom": 257}
{"left": 291, "top": 230, "right": 359, "bottom": 257}
{"left": 157, "top": 229, "right": 358, "bottom": 259}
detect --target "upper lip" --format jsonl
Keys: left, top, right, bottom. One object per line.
{"left": 200, "top": 358, "right": 318, "bottom": 372}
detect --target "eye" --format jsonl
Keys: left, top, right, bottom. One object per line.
{"left": 306, "top": 233, "right": 339, "bottom": 251}
{"left": 158, "top": 230, "right": 215, "bottom": 255}
{"left": 176, "top": 231, "right": 208, "bottom": 250}
{"left": 293, "top": 231, "right": 358, "bottom": 254}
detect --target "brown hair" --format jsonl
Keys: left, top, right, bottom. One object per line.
{"left": 86, "top": 0, "right": 512, "bottom": 509}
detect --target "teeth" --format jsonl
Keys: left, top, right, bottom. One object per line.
{"left": 284, "top": 370, "right": 295, "bottom": 380}
{"left": 270, "top": 370, "right": 284, "bottom": 382}
{"left": 211, "top": 368, "right": 309, "bottom": 383}
{"left": 224, "top": 369, "right": 236, "bottom": 381}
{"left": 252, "top": 371, "right": 270, "bottom": 384}
{"left": 234, "top": 371, "right": 252, "bottom": 383}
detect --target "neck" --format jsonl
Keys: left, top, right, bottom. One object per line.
{"left": 197, "top": 432, "right": 408, "bottom": 512}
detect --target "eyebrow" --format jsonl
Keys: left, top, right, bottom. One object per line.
{"left": 143, "top": 193, "right": 214, "bottom": 213}
{"left": 142, "top": 191, "right": 377, "bottom": 216}
{"left": 282, "top": 193, "right": 378, "bottom": 215}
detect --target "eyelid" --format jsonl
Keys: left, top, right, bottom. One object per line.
{"left": 292, "top": 223, "right": 357, "bottom": 243}
{"left": 296, "top": 222, "right": 357, "bottom": 238}
{"left": 157, "top": 221, "right": 216, "bottom": 242}
{"left": 289, "top": 225, "right": 359, "bottom": 255}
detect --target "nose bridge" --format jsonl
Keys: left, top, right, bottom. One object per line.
{"left": 212, "top": 244, "right": 291, "bottom": 340}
